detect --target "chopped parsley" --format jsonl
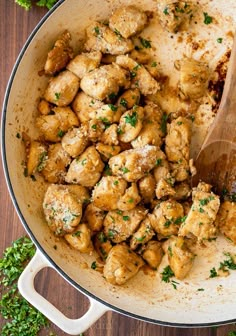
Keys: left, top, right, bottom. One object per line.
{"left": 72, "top": 231, "right": 81, "bottom": 237}
{"left": 174, "top": 216, "right": 187, "bottom": 224}
{"left": 135, "top": 236, "right": 146, "bottom": 242}
{"left": 91, "top": 124, "right": 97, "bottom": 130}
{"left": 140, "top": 37, "right": 152, "bottom": 48}
{"left": 164, "top": 220, "right": 172, "bottom": 228}
{"left": 104, "top": 164, "right": 112, "bottom": 176}
{"left": 120, "top": 98, "right": 128, "bottom": 108}
{"left": 117, "top": 127, "right": 123, "bottom": 135}
{"left": 128, "top": 198, "right": 134, "bottom": 203}
{"left": 37, "top": 151, "right": 47, "bottom": 172}
{"left": 217, "top": 37, "right": 223, "bottom": 43}
{"left": 54, "top": 92, "right": 61, "bottom": 100}
{"left": 151, "top": 61, "right": 157, "bottom": 67}
{"left": 81, "top": 158, "right": 87, "bottom": 166}
{"left": 163, "top": 7, "right": 169, "bottom": 15}
{"left": 94, "top": 26, "right": 100, "bottom": 36}
{"left": 219, "top": 253, "right": 236, "bottom": 271}
{"left": 108, "top": 92, "right": 117, "bottom": 100}
{"left": 160, "top": 113, "right": 168, "bottom": 135}
{"left": 114, "top": 28, "right": 123, "bottom": 39}
{"left": 121, "top": 167, "right": 130, "bottom": 174}
{"left": 203, "top": 12, "right": 213, "bottom": 25}
{"left": 57, "top": 129, "right": 65, "bottom": 138}
{"left": 108, "top": 229, "right": 116, "bottom": 239}
{"left": 124, "top": 111, "right": 138, "bottom": 127}
{"left": 123, "top": 216, "right": 130, "bottom": 221}
{"left": 113, "top": 180, "right": 119, "bottom": 186}
{"left": 91, "top": 261, "right": 97, "bottom": 270}
{"left": 97, "top": 232, "right": 107, "bottom": 243}
{"left": 155, "top": 158, "right": 162, "bottom": 166}
{"left": 0, "top": 237, "right": 49, "bottom": 334}
{"left": 199, "top": 196, "right": 214, "bottom": 206}
{"left": 161, "top": 265, "right": 174, "bottom": 283}
{"left": 108, "top": 104, "right": 118, "bottom": 112}
{"left": 209, "top": 267, "right": 218, "bottom": 278}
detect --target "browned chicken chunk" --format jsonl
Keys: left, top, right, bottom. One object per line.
{"left": 216, "top": 201, "right": 236, "bottom": 244}
{"left": 103, "top": 244, "right": 144, "bottom": 285}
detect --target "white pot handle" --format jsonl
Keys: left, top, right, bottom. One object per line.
{"left": 18, "top": 249, "right": 109, "bottom": 335}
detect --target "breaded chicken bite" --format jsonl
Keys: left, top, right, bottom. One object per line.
{"left": 44, "top": 70, "right": 80, "bottom": 106}
{"left": 83, "top": 203, "right": 105, "bottom": 234}
{"left": 103, "top": 244, "right": 144, "bottom": 285}
{"left": 67, "top": 51, "right": 102, "bottom": 79}
{"left": 178, "top": 182, "right": 220, "bottom": 242}
{"left": 118, "top": 106, "right": 144, "bottom": 143}
{"left": 72, "top": 92, "right": 103, "bottom": 123}
{"left": 109, "top": 6, "right": 147, "bottom": 39}
{"left": 141, "top": 240, "right": 164, "bottom": 269}
{"left": 36, "top": 106, "right": 79, "bottom": 142}
{"left": 41, "top": 143, "right": 71, "bottom": 183}
{"left": 80, "top": 64, "right": 130, "bottom": 101}
{"left": 92, "top": 176, "right": 127, "bottom": 211}
{"left": 116, "top": 55, "right": 160, "bottom": 95}
{"left": 130, "top": 215, "right": 155, "bottom": 250}
{"left": 166, "top": 236, "right": 195, "bottom": 279}
{"left": 152, "top": 199, "right": 185, "bottom": 237}
{"left": 64, "top": 223, "right": 93, "bottom": 253}
{"left": 109, "top": 145, "right": 165, "bottom": 182}
{"left": 43, "top": 184, "right": 83, "bottom": 236}
{"left": 61, "top": 125, "right": 89, "bottom": 158}
{"left": 216, "top": 201, "right": 236, "bottom": 244}
{"left": 103, "top": 207, "right": 147, "bottom": 243}
{"left": 44, "top": 30, "right": 73, "bottom": 75}
{"left": 65, "top": 146, "right": 104, "bottom": 187}
{"left": 85, "top": 22, "right": 134, "bottom": 55}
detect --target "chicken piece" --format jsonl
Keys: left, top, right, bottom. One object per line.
{"left": 144, "top": 61, "right": 161, "bottom": 79}
{"left": 109, "top": 145, "right": 164, "bottom": 182}
{"left": 44, "top": 70, "right": 80, "bottom": 107}
{"left": 65, "top": 146, "right": 104, "bottom": 187}
{"left": 94, "top": 232, "right": 113, "bottom": 260}
{"left": 173, "top": 182, "right": 191, "bottom": 201}
{"left": 36, "top": 106, "right": 79, "bottom": 142}
{"left": 118, "top": 106, "right": 144, "bottom": 143}
{"left": 43, "top": 184, "right": 83, "bottom": 236}
{"left": 152, "top": 199, "right": 185, "bottom": 237}
{"left": 130, "top": 215, "right": 155, "bottom": 250}
{"left": 153, "top": 158, "right": 170, "bottom": 182}
{"left": 157, "top": 1, "right": 195, "bottom": 33}
{"left": 85, "top": 22, "right": 134, "bottom": 55}
{"left": 177, "top": 57, "right": 211, "bottom": 99}
{"left": 116, "top": 55, "right": 160, "bottom": 95}
{"left": 101, "top": 54, "right": 117, "bottom": 64}
{"left": 129, "top": 49, "right": 151, "bottom": 64}
{"left": 72, "top": 92, "right": 103, "bottom": 123}
{"left": 100, "top": 124, "right": 119, "bottom": 146}
{"left": 37, "top": 99, "right": 51, "bottom": 115}
{"left": 41, "top": 143, "right": 71, "bottom": 183}
{"left": 66, "top": 51, "right": 102, "bottom": 79}
{"left": 91, "top": 104, "right": 123, "bottom": 124}
{"left": 26, "top": 141, "right": 47, "bottom": 176}
{"left": 131, "top": 102, "right": 164, "bottom": 148}
{"left": 165, "top": 116, "right": 191, "bottom": 182}
{"left": 104, "top": 206, "right": 147, "bottom": 243}
{"left": 92, "top": 176, "right": 127, "bottom": 211}
{"left": 64, "top": 223, "right": 93, "bottom": 253}
{"left": 96, "top": 143, "right": 121, "bottom": 160}
{"left": 178, "top": 182, "right": 220, "bottom": 242}
{"left": 109, "top": 6, "right": 147, "bottom": 39}
{"left": 83, "top": 203, "right": 105, "bottom": 234}
{"left": 87, "top": 119, "right": 105, "bottom": 142}
{"left": 103, "top": 244, "right": 144, "bottom": 285}
{"left": 155, "top": 178, "right": 176, "bottom": 199}
{"left": 61, "top": 125, "right": 89, "bottom": 158}
{"left": 167, "top": 236, "right": 195, "bottom": 280}
{"left": 141, "top": 240, "right": 164, "bottom": 269}
{"left": 117, "top": 88, "right": 141, "bottom": 111}
{"left": 138, "top": 174, "right": 156, "bottom": 204}
{"left": 170, "top": 160, "right": 190, "bottom": 182}
{"left": 165, "top": 117, "right": 191, "bottom": 163}
{"left": 67, "top": 185, "right": 90, "bottom": 206}
{"left": 80, "top": 64, "right": 130, "bottom": 101}
{"left": 117, "top": 183, "right": 141, "bottom": 211}
{"left": 44, "top": 30, "right": 73, "bottom": 75}
{"left": 215, "top": 201, "right": 236, "bottom": 244}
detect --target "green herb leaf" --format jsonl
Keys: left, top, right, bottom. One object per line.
{"left": 91, "top": 261, "right": 97, "bottom": 270}
{"left": 123, "top": 216, "right": 130, "bottom": 221}
{"left": 209, "top": 267, "right": 218, "bottom": 278}
{"left": 94, "top": 26, "right": 100, "bottom": 35}
{"left": 57, "top": 129, "right": 65, "bottom": 138}
{"left": 155, "top": 158, "right": 162, "bottom": 166}
{"left": 217, "top": 37, "right": 223, "bottom": 43}
{"left": 120, "top": 98, "right": 128, "bottom": 108}
{"left": 121, "top": 167, "right": 130, "bottom": 174}
{"left": 203, "top": 12, "right": 213, "bottom": 24}
{"left": 140, "top": 37, "right": 151, "bottom": 48}
{"left": 163, "top": 7, "right": 169, "bottom": 15}
{"left": 124, "top": 111, "right": 138, "bottom": 127}
{"left": 108, "top": 104, "right": 118, "bottom": 112}
{"left": 161, "top": 265, "right": 174, "bottom": 283}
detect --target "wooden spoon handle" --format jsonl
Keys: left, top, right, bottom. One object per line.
{"left": 202, "top": 35, "right": 236, "bottom": 147}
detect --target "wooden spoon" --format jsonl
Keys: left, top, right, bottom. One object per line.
{"left": 192, "top": 36, "right": 236, "bottom": 195}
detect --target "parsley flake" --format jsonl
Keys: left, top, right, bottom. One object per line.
{"left": 124, "top": 111, "right": 138, "bottom": 127}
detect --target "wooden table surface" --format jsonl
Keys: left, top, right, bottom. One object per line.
{"left": 0, "top": 1, "right": 235, "bottom": 335}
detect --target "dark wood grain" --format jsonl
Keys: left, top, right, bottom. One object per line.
{"left": 0, "top": 1, "right": 235, "bottom": 335}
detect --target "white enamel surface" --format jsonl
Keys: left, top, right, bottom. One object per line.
{"left": 2, "top": 0, "right": 236, "bottom": 329}
{"left": 18, "top": 250, "right": 108, "bottom": 335}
